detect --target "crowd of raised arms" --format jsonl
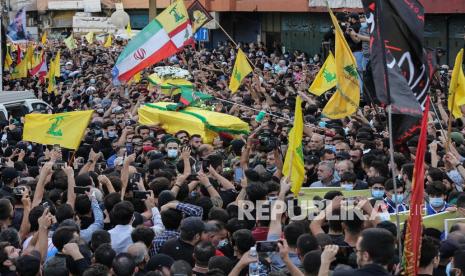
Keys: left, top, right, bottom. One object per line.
{"left": 0, "top": 11, "right": 465, "bottom": 276}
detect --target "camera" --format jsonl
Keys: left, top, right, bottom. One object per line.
{"left": 13, "top": 186, "right": 27, "bottom": 201}
{"left": 256, "top": 129, "right": 280, "bottom": 152}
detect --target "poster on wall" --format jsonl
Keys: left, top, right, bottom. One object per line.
{"left": 7, "top": 7, "right": 29, "bottom": 42}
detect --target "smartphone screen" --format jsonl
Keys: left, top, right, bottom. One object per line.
{"left": 256, "top": 241, "right": 279, "bottom": 252}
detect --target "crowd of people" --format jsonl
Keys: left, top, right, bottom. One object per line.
{"left": 0, "top": 11, "right": 464, "bottom": 276}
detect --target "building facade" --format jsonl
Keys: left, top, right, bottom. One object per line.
{"left": 7, "top": 0, "right": 465, "bottom": 65}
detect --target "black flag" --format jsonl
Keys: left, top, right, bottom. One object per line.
{"left": 362, "top": 0, "right": 430, "bottom": 144}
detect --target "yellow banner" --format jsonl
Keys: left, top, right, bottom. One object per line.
{"left": 448, "top": 48, "right": 465, "bottom": 119}
{"left": 104, "top": 34, "right": 112, "bottom": 48}
{"left": 229, "top": 49, "right": 252, "bottom": 93}
{"left": 322, "top": 8, "right": 360, "bottom": 119}
{"left": 283, "top": 96, "right": 305, "bottom": 195}
{"left": 309, "top": 52, "right": 337, "bottom": 96}
{"left": 85, "top": 32, "right": 94, "bottom": 44}
{"left": 156, "top": 0, "right": 189, "bottom": 34}
{"left": 64, "top": 35, "right": 77, "bottom": 50}
{"left": 23, "top": 110, "right": 94, "bottom": 150}
{"left": 299, "top": 188, "right": 371, "bottom": 202}
{"left": 54, "top": 50, "right": 61, "bottom": 78}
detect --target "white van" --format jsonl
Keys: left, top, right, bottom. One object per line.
{"left": 0, "top": 90, "right": 52, "bottom": 121}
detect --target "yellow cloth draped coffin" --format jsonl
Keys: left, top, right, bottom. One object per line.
{"left": 138, "top": 103, "right": 250, "bottom": 143}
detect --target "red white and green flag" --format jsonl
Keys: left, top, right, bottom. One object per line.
{"left": 112, "top": 0, "right": 194, "bottom": 83}
{"left": 30, "top": 51, "right": 47, "bottom": 84}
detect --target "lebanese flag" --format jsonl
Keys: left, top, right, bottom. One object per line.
{"left": 112, "top": 0, "right": 193, "bottom": 83}
{"left": 30, "top": 54, "right": 47, "bottom": 84}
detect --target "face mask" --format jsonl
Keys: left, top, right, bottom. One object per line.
{"left": 392, "top": 194, "right": 404, "bottom": 204}
{"left": 27, "top": 145, "right": 32, "bottom": 151}
{"left": 446, "top": 261, "right": 452, "bottom": 276}
{"left": 429, "top": 197, "right": 445, "bottom": 208}
{"left": 341, "top": 184, "right": 354, "bottom": 191}
{"left": 167, "top": 149, "right": 178, "bottom": 158}
{"left": 266, "top": 165, "right": 277, "bottom": 173}
{"left": 325, "top": 145, "right": 335, "bottom": 152}
{"left": 344, "top": 127, "right": 350, "bottom": 135}
{"left": 361, "top": 22, "right": 368, "bottom": 28}
{"left": 378, "top": 212, "right": 390, "bottom": 221}
{"left": 372, "top": 190, "right": 385, "bottom": 199}
{"left": 319, "top": 121, "right": 327, "bottom": 128}
{"left": 108, "top": 131, "right": 117, "bottom": 138}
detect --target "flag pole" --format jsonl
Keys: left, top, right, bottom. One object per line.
{"left": 429, "top": 96, "right": 448, "bottom": 135}
{"left": 446, "top": 89, "right": 457, "bottom": 152}
{"left": 212, "top": 18, "right": 258, "bottom": 71}
{"left": 376, "top": 0, "right": 403, "bottom": 258}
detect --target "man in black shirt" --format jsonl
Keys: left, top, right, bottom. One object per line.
{"left": 159, "top": 217, "right": 205, "bottom": 267}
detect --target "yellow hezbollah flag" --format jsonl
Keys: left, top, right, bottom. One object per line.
{"left": 104, "top": 34, "right": 112, "bottom": 48}
{"left": 4, "top": 48, "right": 13, "bottom": 71}
{"left": 85, "top": 32, "right": 94, "bottom": 44}
{"left": 448, "top": 48, "right": 465, "bottom": 119}
{"left": 23, "top": 110, "right": 94, "bottom": 150}
{"left": 41, "top": 31, "right": 47, "bottom": 44}
{"left": 25, "top": 44, "right": 35, "bottom": 69}
{"left": 309, "top": 52, "right": 336, "bottom": 96}
{"left": 64, "top": 34, "right": 77, "bottom": 50}
{"left": 47, "top": 57, "right": 56, "bottom": 94}
{"left": 283, "top": 96, "right": 305, "bottom": 195}
{"left": 32, "top": 50, "right": 44, "bottom": 68}
{"left": 156, "top": 0, "right": 190, "bottom": 33}
{"left": 11, "top": 46, "right": 31, "bottom": 79}
{"left": 322, "top": 8, "right": 360, "bottom": 119}
{"left": 126, "top": 22, "right": 133, "bottom": 38}
{"left": 54, "top": 50, "right": 61, "bottom": 77}
{"left": 229, "top": 49, "right": 252, "bottom": 93}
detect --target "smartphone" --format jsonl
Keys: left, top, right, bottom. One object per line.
{"left": 256, "top": 241, "right": 279, "bottom": 252}
{"left": 74, "top": 186, "right": 90, "bottom": 194}
{"left": 131, "top": 173, "right": 141, "bottom": 183}
{"left": 133, "top": 191, "right": 150, "bottom": 200}
{"left": 126, "top": 143, "right": 134, "bottom": 155}
{"left": 53, "top": 161, "right": 66, "bottom": 170}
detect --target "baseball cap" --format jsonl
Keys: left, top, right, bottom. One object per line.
{"left": 1, "top": 167, "right": 19, "bottom": 182}
{"left": 180, "top": 217, "right": 205, "bottom": 235}
{"left": 145, "top": 254, "right": 174, "bottom": 271}
{"left": 451, "top": 132, "right": 464, "bottom": 146}
{"left": 336, "top": 151, "right": 350, "bottom": 160}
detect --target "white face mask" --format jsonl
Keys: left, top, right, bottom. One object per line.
{"left": 377, "top": 212, "right": 390, "bottom": 221}
{"left": 167, "top": 149, "right": 178, "bottom": 158}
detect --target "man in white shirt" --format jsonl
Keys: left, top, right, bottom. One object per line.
{"left": 108, "top": 201, "right": 134, "bottom": 254}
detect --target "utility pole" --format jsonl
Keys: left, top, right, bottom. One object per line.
{"left": 149, "top": 0, "right": 157, "bottom": 21}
